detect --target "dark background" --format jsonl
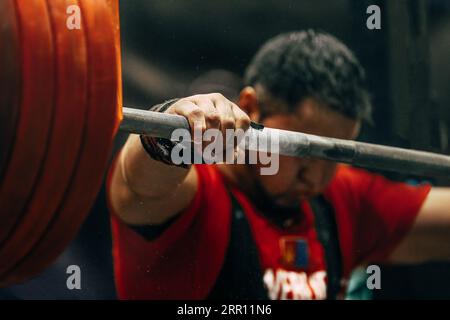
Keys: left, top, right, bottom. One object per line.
{"left": 1, "top": 0, "right": 450, "bottom": 299}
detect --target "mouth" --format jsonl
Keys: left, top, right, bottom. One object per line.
{"left": 274, "top": 194, "right": 302, "bottom": 207}
{"left": 274, "top": 190, "right": 317, "bottom": 206}
{"left": 300, "top": 190, "right": 317, "bottom": 199}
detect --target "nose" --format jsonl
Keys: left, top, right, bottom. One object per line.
{"left": 296, "top": 159, "right": 336, "bottom": 194}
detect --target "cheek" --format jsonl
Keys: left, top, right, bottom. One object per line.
{"left": 317, "top": 162, "right": 338, "bottom": 189}
{"left": 258, "top": 174, "right": 290, "bottom": 195}
{"left": 277, "top": 156, "right": 299, "bottom": 177}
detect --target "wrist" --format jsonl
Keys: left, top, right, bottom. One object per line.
{"left": 139, "top": 99, "right": 190, "bottom": 169}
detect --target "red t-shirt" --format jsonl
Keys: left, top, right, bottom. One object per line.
{"left": 107, "top": 163, "right": 431, "bottom": 300}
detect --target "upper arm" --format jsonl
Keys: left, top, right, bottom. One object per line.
{"left": 389, "top": 187, "right": 450, "bottom": 264}
{"left": 332, "top": 167, "right": 431, "bottom": 268}
{"left": 108, "top": 163, "right": 233, "bottom": 299}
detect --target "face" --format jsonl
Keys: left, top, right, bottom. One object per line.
{"left": 244, "top": 94, "right": 361, "bottom": 208}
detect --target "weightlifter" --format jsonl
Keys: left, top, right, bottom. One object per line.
{"left": 108, "top": 30, "right": 450, "bottom": 299}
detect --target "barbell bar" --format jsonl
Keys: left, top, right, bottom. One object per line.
{"left": 121, "top": 107, "right": 450, "bottom": 177}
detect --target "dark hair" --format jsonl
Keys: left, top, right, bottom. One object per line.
{"left": 244, "top": 30, "right": 372, "bottom": 121}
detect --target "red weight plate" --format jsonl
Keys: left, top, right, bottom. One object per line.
{"left": 0, "top": 0, "right": 22, "bottom": 182}
{"left": 0, "top": 0, "right": 89, "bottom": 277}
{"left": 0, "top": 0, "right": 55, "bottom": 243}
{"left": 0, "top": 0, "right": 122, "bottom": 285}
{"left": 108, "top": 0, "right": 123, "bottom": 125}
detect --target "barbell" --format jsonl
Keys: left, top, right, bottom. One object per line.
{"left": 0, "top": 0, "right": 449, "bottom": 287}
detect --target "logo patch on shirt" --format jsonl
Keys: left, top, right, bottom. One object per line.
{"left": 280, "top": 236, "right": 309, "bottom": 269}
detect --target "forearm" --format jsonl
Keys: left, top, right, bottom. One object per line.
{"left": 389, "top": 187, "right": 450, "bottom": 264}
{"left": 120, "top": 134, "right": 190, "bottom": 198}
{"left": 109, "top": 134, "right": 197, "bottom": 225}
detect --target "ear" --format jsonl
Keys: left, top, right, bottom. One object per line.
{"left": 238, "top": 86, "right": 260, "bottom": 122}
{"left": 295, "top": 98, "right": 316, "bottom": 122}
{"left": 351, "top": 120, "right": 362, "bottom": 139}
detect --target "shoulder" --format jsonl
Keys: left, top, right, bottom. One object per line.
{"left": 325, "top": 165, "right": 375, "bottom": 200}
{"left": 330, "top": 165, "right": 375, "bottom": 184}
{"left": 193, "top": 164, "right": 228, "bottom": 198}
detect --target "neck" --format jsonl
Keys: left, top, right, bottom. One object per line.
{"left": 217, "top": 164, "right": 302, "bottom": 228}
{"left": 216, "top": 163, "right": 256, "bottom": 196}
